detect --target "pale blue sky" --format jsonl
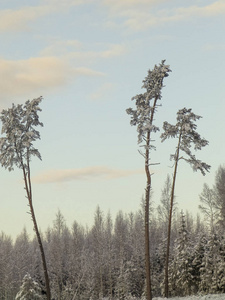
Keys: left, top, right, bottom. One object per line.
{"left": 0, "top": 0, "right": 224, "bottom": 238}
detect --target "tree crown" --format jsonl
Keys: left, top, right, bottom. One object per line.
{"left": 126, "top": 60, "right": 171, "bottom": 144}
{"left": 0, "top": 97, "right": 43, "bottom": 171}
{"left": 161, "top": 107, "right": 210, "bottom": 175}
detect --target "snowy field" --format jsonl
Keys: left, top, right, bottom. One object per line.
{"left": 154, "top": 295, "right": 225, "bottom": 300}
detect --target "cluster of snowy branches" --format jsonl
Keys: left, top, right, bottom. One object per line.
{"left": 1, "top": 165, "right": 225, "bottom": 300}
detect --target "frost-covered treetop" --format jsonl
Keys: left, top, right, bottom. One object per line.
{"left": 126, "top": 60, "right": 171, "bottom": 144}
{"left": 142, "top": 59, "right": 171, "bottom": 100}
{"left": 161, "top": 107, "right": 211, "bottom": 175}
{"left": 0, "top": 97, "right": 43, "bottom": 171}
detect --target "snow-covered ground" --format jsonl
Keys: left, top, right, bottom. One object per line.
{"left": 154, "top": 295, "right": 225, "bottom": 300}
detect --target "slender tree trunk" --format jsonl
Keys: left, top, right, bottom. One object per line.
{"left": 22, "top": 162, "right": 51, "bottom": 300}
{"left": 144, "top": 97, "right": 159, "bottom": 300}
{"left": 164, "top": 132, "right": 182, "bottom": 298}
{"left": 145, "top": 130, "right": 152, "bottom": 300}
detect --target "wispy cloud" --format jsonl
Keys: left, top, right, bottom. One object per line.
{"left": 1, "top": 1, "right": 224, "bottom": 33}
{"left": 41, "top": 41, "right": 127, "bottom": 61}
{"left": 0, "top": 6, "right": 55, "bottom": 32}
{"left": 170, "top": 1, "right": 225, "bottom": 19}
{"left": 100, "top": 44, "right": 127, "bottom": 58}
{"left": 0, "top": 0, "right": 91, "bottom": 32}
{"left": 39, "top": 39, "right": 83, "bottom": 57}
{"left": 102, "top": 0, "right": 166, "bottom": 11}
{"left": 33, "top": 166, "right": 143, "bottom": 183}
{"left": 0, "top": 36, "right": 126, "bottom": 101}
{"left": 102, "top": 0, "right": 225, "bottom": 31}
{"left": 90, "top": 83, "right": 114, "bottom": 101}
{"left": 0, "top": 56, "right": 104, "bottom": 104}
{"left": 74, "top": 67, "right": 105, "bottom": 77}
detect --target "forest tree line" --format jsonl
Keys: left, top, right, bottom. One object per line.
{"left": 1, "top": 165, "right": 225, "bottom": 300}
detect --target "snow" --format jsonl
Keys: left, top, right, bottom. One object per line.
{"left": 153, "top": 294, "right": 225, "bottom": 300}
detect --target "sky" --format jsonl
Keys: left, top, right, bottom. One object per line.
{"left": 0, "top": 0, "right": 225, "bottom": 239}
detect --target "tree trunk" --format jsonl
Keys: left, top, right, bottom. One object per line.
{"left": 144, "top": 97, "right": 159, "bottom": 300}
{"left": 164, "top": 132, "right": 182, "bottom": 298}
{"left": 22, "top": 164, "right": 51, "bottom": 300}
{"left": 145, "top": 171, "right": 152, "bottom": 300}
{"left": 29, "top": 200, "right": 51, "bottom": 300}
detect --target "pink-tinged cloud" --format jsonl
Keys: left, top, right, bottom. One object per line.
{"left": 0, "top": 56, "right": 104, "bottom": 105}
{"left": 0, "top": 1, "right": 91, "bottom": 32}
{"left": 0, "top": 6, "right": 55, "bottom": 32}
{"left": 33, "top": 166, "right": 144, "bottom": 183}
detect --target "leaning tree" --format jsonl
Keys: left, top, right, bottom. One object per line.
{"left": 161, "top": 107, "right": 210, "bottom": 298}
{"left": 126, "top": 60, "right": 171, "bottom": 300}
{"left": 0, "top": 97, "right": 51, "bottom": 300}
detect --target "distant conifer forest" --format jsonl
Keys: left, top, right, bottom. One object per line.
{"left": 1, "top": 165, "right": 225, "bottom": 300}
